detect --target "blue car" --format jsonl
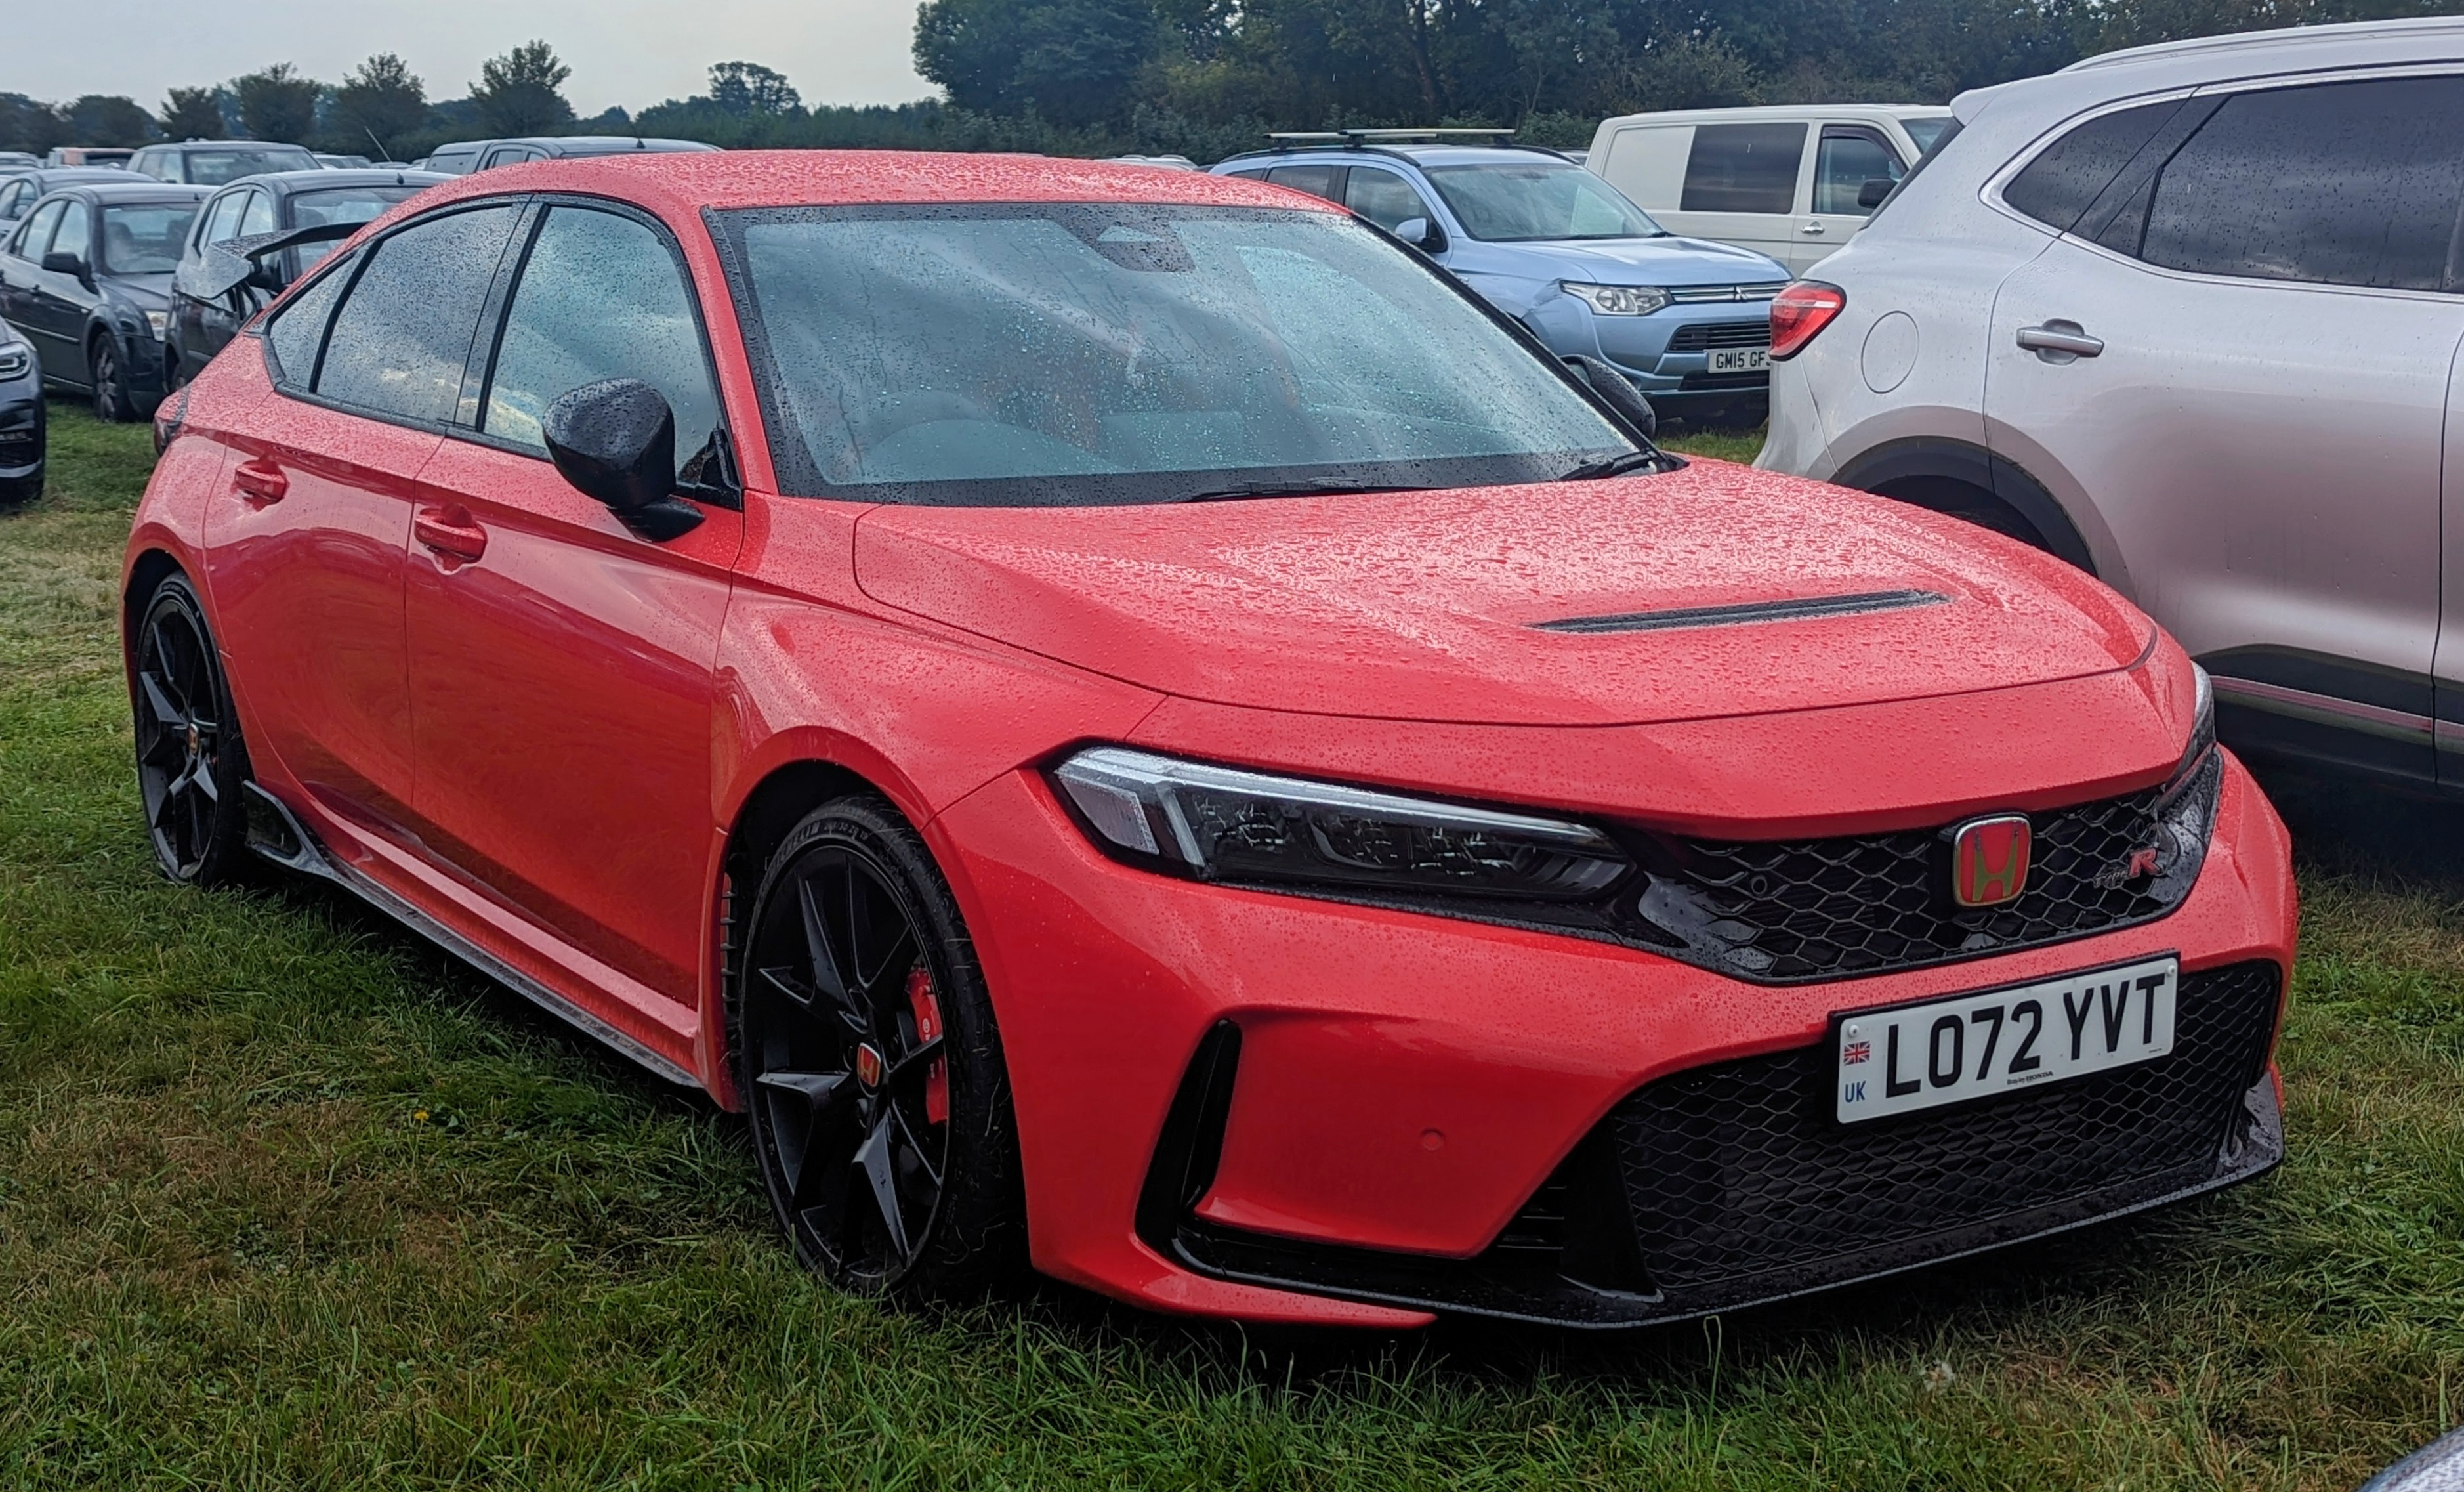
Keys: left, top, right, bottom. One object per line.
{"left": 1214, "top": 135, "right": 1791, "bottom": 426}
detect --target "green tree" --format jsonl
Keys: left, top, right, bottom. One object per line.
{"left": 234, "top": 63, "right": 320, "bottom": 142}
{"left": 64, "top": 94, "right": 156, "bottom": 146}
{"left": 333, "top": 53, "right": 428, "bottom": 157}
{"left": 159, "top": 86, "right": 225, "bottom": 141}
{"left": 916, "top": 0, "right": 1158, "bottom": 125}
{"left": 709, "top": 61, "right": 801, "bottom": 115}
{"left": 472, "top": 40, "right": 574, "bottom": 135}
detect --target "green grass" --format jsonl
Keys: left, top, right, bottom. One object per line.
{"left": 2, "top": 401, "right": 2460, "bottom": 1489}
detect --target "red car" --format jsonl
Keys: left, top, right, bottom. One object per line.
{"left": 123, "top": 152, "right": 2295, "bottom": 1330}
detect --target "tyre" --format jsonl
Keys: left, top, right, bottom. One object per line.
{"left": 91, "top": 334, "right": 133, "bottom": 423}
{"left": 735, "top": 794, "right": 1026, "bottom": 1302}
{"left": 130, "top": 573, "right": 253, "bottom": 885}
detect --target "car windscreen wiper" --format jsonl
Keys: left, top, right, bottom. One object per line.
{"left": 1173, "top": 480, "right": 1436, "bottom": 503}
{"left": 1556, "top": 450, "right": 1666, "bottom": 481}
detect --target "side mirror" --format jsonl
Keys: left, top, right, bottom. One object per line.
{"left": 1856, "top": 177, "right": 1897, "bottom": 210}
{"left": 247, "top": 259, "right": 287, "bottom": 293}
{"left": 541, "top": 378, "right": 703, "bottom": 541}
{"left": 1392, "top": 217, "right": 1448, "bottom": 255}
{"left": 42, "top": 250, "right": 89, "bottom": 281}
{"left": 1562, "top": 354, "right": 1656, "bottom": 440}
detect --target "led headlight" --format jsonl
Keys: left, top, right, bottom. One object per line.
{"left": 1563, "top": 282, "right": 1669, "bottom": 316}
{"left": 0, "top": 340, "right": 27, "bottom": 379}
{"left": 1053, "top": 746, "right": 1631, "bottom": 899}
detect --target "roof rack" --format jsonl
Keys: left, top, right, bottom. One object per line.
{"left": 1266, "top": 128, "right": 1517, "bottom": 143}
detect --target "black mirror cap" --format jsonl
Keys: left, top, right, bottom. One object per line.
{"left": 1857, "top": 177, "right": 1896, "bottom": 209}
{"left": 41, "top": 251, "right": 87, "bottom": 278}
{"left": 1562, "top": 354, "right": 1656, "bottom": 440}
{"left": 541, "top": 377, "right": 702, "bottom": 540}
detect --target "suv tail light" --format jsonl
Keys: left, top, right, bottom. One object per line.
{"left": 1770, "top": 282, "right": 1846, "bottom": 360}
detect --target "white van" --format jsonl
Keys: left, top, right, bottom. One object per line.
{"left": 1585, "top": 105, "right": 1953, "bottom": 273}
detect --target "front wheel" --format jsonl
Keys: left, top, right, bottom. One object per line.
{"left": 131, "top": 574, "right": 253, "bottom": 885}
{"left": 736, "top": 794, "right": 1026, "bottom": 1303}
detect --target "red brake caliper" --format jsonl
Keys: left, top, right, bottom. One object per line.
{"left": 905, "top": 965, "right": 949, "bottom": 1124}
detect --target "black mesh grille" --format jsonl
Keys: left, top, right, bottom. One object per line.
{"left": 1607, "top": 959, "right": 2281, "bottom": 1296}
{"left": 1669, "top": 320, "right": 1772, "bottom": 351}
{"left": 1633, "top": 752, "right": 2221, "bottom": 983}
{"left": 0, "top": 432, "right": 35, "bottom": 467}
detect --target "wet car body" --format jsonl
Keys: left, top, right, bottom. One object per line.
{"left": 123, "top": 152, "right": 2293, "bottom": 1329}
{"left": 0, "top": 322, "right": 40, "bottom": 505}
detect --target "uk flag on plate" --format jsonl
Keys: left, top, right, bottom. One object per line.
{"left": 1842, "top": 1040, "right": 1871, "bottom": 1065}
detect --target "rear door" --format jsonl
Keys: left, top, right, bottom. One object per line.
{"left": 0, "top": 201, "right": 64, "bottom": 351}
{"left": 1986, "top": 73, "right": 2464, "bottom": 784}
{"left": 1797, "top": 123, "right": 1907, "bottom": 267}
{"left": 401, "top": 200, "right": 741, "bottom": 1004}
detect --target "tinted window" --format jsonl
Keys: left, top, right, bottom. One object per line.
{"left": 315, "top": 205, "right": 519, "bottom": 423}
{"left": 1681, "top": 123, "right": 1806, "bottom": 214}
{"left": 1812, "top": 128, "right": 1902, "bottom": 216}
{"left": 425, "top": 149, "right": 479, "bottom": 175}
{"left": 1425, "top": 163, "right": 1660, "bottom": 240}
{"left": 183, "top": 147, "right": 319, "bottom": 187}
{"left": 482, "top": 207, "right": 721, "bottom": 475}
{"left": 265, "top": 262, "right": 351, "bottom": 384}
{"left": 1343, "top": 167, "right": 1432, "bottom": 233}
{"left": 237, "top": 190, "right": 276, "bottom": 238}
{"left": 720, "top": 204, "right": 1632, "bottom": 504}
{"left": 50, "top": 203, "right": 89, "bottom": 263}
{"left": 98, "top": 205, "right": 198, "bottom": 273}
{"left": 2003, "top": 100, "right": 2181, "bottom": 234}
{"left": 1264, "top": 164, "right": 1341, "bottom": 200}
{"left": 2137, "top": 77, "right": 2464, "bottom": 291}
{"left": 14, "top": 201, "right": 64, "bottom": 255}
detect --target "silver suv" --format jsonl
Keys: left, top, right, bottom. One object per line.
{"left": 1760, "top": 17, "right": 2464, "bottom": 791}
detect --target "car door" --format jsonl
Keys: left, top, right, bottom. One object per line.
{"left": 1986, "top": 72, "right": 2464, "bottom": 785}
{"left": 401, "top": 200, "right": 741, "bottom": 1003}
{"left": 1665, "top": 121, "right": 1806, "bottom": 270}
{"left": 202, "top": 200, "right": 526, "bottom": 830}
{"left": 1797, "top": 123, "right": 1906, "bottom": 268}
{"left": 0, "top": 200, "right": 62, "bottom": 342}
{"left": 1342, "top": 164, "right": 1437, "bottom": 237}
{"left": 174, "top": 188, "right": 246, "bottom": 379}
{"left": 24, "top": 199, "right": 93, "bottom": 382}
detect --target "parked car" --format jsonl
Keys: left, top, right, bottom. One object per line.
{"left": 1587, "top": 104, "right": 1954, "bottom": 274}
{"left": 166, "top": 167, "right": 445, "bottom": 385}
{"left": 313, "top": 152, "right": 372, "bottom": 169}
{"left": 1214, "top": 133, "right": 1791, "bottom": 426}
{"left": 0, "top": 167, "right": 138, "bottom": 230}
{"left": 47, "top": 146, "right": 133, "bottom": 168}
{"left": 129, "top": 140, "right": 322, "bottom": 186}
{"left": 127, "top": 150, "right": 2291, "bottom": 1329}
{"left": 0, "top": 151, "right": 40, "bottom": 173}
{"left": 410, "top": 135, "right": 721, "bottom": 175}
{"left": 2360, "top": 1427, "right": 2464, "bottom": 1491}
{"left": 0, "top": 182, "right": 207, "bottom": 419}
{"left": 0, "top": 324, "right": 41, "bottom": 506}
{"left": 1759, "top": 15, "right": 2464, "bottom": 794}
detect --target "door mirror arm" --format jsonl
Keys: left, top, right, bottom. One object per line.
{"left": 541, "top": 378, "right": 705, "bottom": 541}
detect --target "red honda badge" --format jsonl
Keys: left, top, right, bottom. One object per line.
{"left": 1950, "top": 814, "right": 2032, "bottom": 908}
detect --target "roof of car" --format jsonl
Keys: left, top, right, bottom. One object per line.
{"left": 2062, "top": 13, "right": 2464, "bottom": 70}
{"left": 17, "top": 167, "right": 137, "bottom": 186}
{"left": 150, "top": 140, "right": 318, "bottom": 152}
{"left": 1594, "top": 103, "right": 1950, "bottom": 126}
{"left": 1220, "top": 141, "right": 1577, "bottom": 170}
{"left": 215, "top": 168, "right": 449, "bottom": 196}
{"left": 54, "top": 182, "right": 212, "bottom": 203}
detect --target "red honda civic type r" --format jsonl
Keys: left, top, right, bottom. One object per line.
{"left": 123, "top": 152, "right": 2295, "bottom": 1329}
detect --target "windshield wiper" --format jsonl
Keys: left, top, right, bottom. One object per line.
{"left": 1173, "top": 480, "right": 1434, "bottom": 503}
{"left": 1556, "top": 450, "right": 1667, "bottom": 481}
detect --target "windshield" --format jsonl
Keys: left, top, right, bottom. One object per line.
{"left": 98, "top": 204, "right": 198, "bottom": 273}
{"left": 1903, "top": 117, "right": 1954, "bottom": 156}
{"left": 718, "top": 203, "right": 1635, "bottom": 506}
{"left": 185, "top": 148, "right": 318, "bottom": 186}
{"left": 1423, "top": 163, "right": 1663, "bottom": 242}
{"left": 288, "top": 184, "right": 427, "bottom": 268}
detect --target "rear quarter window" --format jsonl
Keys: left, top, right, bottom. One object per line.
{"left": 2002, "top": 100, "right": 2183, "bottom": 234}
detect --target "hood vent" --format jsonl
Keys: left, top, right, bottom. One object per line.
{"left": 1535, "top": 589, "right": 1950, "bottom": 636}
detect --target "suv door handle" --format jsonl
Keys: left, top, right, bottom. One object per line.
{"left": 2016, "top": 322, "right": 2105, "bottom": 360}
{"left": 414, "top": 505, "right": 488, "bottom": 564}
{"left": 232, "top": 458, "right": 287, "bottom": 504}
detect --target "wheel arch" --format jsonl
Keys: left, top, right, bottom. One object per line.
{"left": 121, "top": 547, "right": 186, "bottom": 667}
{"left": 1831, "top": 436, "right": 2098, "bottom": 577}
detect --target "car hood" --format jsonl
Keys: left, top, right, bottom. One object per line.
{"left": 102, "top": 273, "right": 173, "bottom": 309}
{"left": 851, "top": 461, "right": 2156, "bottom": 726}
{"left": 1468, "top": 234, "right": 1787, "bottom": 285}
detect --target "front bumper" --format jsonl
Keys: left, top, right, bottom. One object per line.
{"left": 930, "top": 747, "right": 2294, "bottom": 1329}
{"left": 0, "top": 381, "right": 43, "bottom": 499}
{"left": 1523, "top": 295, "right": 1774, "bottom": 402}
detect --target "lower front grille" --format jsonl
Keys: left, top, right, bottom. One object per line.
{"left": 1669, "top": 320, "right": 1772, "bottom": 351}
{"left": 0, "top": 433, "right": 35, "bottom": 468}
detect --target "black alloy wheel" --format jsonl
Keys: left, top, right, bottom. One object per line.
{"left": 91, "top": 334, "right": 132, "bottom": 423}
{"left": 737, "top": 796, "right": 1025, "bottom": 1301}
{"left": 131, "top": 574, "right": 251, "bottom": 884}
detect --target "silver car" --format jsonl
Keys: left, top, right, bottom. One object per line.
{"left": 1760, "top": 16, "right": 2464, "bottom": 791}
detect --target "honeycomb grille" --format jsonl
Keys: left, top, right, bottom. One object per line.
{"left": 1668, "top": 320, "right": 1772, "bottom": 351}
{"left": 1606, "top": 959, "right": 2281, "bottom": 1294}
{"left": 1633, "top": 752, "right": 2220, "bottom": 983}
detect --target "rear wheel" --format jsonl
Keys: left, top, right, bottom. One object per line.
{"left": 736, "top": 795, "right": 1026, "bottom": 1302}
{"left": 91, "top": 335, "right": 133, "bottom": 423}
{"left": 131, "top": 573, "right": 252, "bottom": 885}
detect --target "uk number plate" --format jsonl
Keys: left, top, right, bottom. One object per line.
{"left": 1833, "top": 954, "right": 2179, "bottom": 1124}
{"left": 1707, "top": 348, "right": 1771, "bottom": 373}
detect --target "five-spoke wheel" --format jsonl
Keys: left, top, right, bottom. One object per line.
{"left": 738, "top": 797, "right": 1023, "bottom": 1298}
{"left": 131, "top": 574, "right": 249, "bottom": 884}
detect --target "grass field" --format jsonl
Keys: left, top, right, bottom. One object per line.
{"left": 1, "top": 405, "right": 2459, "bottom": 1490}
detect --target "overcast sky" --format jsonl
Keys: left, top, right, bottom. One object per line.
{"left": 5, "top": 0, "right": 934, "bottom": 116}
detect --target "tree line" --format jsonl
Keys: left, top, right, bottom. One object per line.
{"left": 5, "top": 0, "right": 2458, "bottom": 165}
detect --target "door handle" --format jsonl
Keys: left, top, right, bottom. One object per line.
{"left": 232, "top": 458, "right": 288, "bottom": 504}
{"left": 414, "top": 505, "right": 488, "bottom": 564}
{"left": 1799, "top": 221, "right": 1827, "bottom": 235}
{"left": 2016, "top": 322, "right": 2105, "bottom": 361}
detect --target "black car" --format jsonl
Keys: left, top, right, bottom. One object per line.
{"left": 411, "top": 135, "right": 719, "bottom": 175}
{"left": 0, "top": 182, "right": 208, "bottom": 421}
{"left": 127, "top": 140, "right": 321, "bottom": 186}
{"left": 166, "top": 167, "right": 444, "bottom": 385}
{"left": 0, "top": 322, "right": 41, "bottom": 506}
{"left": 0, "top": 167, "right": 136, "bottom": 232}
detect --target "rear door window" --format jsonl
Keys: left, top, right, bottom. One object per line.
{"left": 1341, "top": 167, "right": 1434, "bottom": 232}
{"left": 313, "top": 204, "right": 522, "bottom": 424}
{"left": 1264, "top": 164, "right": 1343, "bottom": 201}
{"left": 2135, "top": 75, "right": 2464, "bottom": 291}
{"left": 199, "top": 190, "right": 247, "bottom": 247}
{"left": 237, "top": 189, "right": 277, "bottom": 238}
{"left": 1679, "top": 123, "right": 1806, "bottom": 213}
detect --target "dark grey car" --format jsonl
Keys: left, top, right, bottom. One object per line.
{"left": 0, "top": 182, "right": 207, "bottom": 420}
